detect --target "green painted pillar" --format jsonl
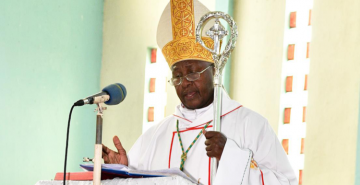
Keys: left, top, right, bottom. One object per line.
{"left": 0, "top": 0, "right": 103, "bottom": 184}
{"left": 216, "top": 0, "right": 234, "bottom": 93}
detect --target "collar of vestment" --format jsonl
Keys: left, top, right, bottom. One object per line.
{"left": 174, "top": 88, "right": 242, "bottom": 129}
{"left": 178, "top": 101, "right": 212, "bottom": 122}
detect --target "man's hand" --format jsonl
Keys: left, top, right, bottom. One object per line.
{"left": 102, "top": 136, "right": 128, "bottom": 165}
{"left": 204, "top": 130, "right": 227, "bottom": 161}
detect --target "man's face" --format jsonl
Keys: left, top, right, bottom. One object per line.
{"left": 171, "top": 60, "right": 214, "bottom": 110}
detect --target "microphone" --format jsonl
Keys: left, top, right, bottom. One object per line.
{"left": 74, "top": 83, "right": 127, "bottom": 106}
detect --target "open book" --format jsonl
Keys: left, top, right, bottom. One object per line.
{"left": 80, "top": 164, "right": 197, "bottom": 183}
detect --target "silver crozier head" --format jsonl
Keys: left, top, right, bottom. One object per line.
{"left": 195, "top": 12, "right": 238, "bottom": 77}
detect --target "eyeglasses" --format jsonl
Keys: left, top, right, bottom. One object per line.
{"left": 168, "top": 65, "right": 213, "bottom": 86}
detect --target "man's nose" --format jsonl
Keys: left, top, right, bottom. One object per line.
{"left": 181, "top": 77, "right": 192, "bottom": 87}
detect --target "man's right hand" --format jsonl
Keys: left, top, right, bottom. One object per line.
{"left": 102, "top": 136, "right": 128, "bottom": 166}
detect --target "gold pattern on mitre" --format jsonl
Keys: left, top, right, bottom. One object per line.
{"left": 170, "top": 0, "right": 195, "bottom": 39}
{"left": 159, "top": 0, "right": 214, "bottom": 67}
{"left": 162, "top": 36, "right": 214, "bottom": 67}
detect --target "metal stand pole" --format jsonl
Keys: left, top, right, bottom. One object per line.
{"left": 93, "top": 105, "right": 104, "bottom": 185}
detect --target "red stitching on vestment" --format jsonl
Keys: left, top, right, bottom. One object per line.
{"left": 168, "top": 125, "right": 213, "bottom": 168}
{"left": 169, "top": 132, "right": 176, "bottom": 168}
{"left": 260, "top": 169, "right": 264, "bottom": 185}
{"left": 222, "top": 105, "right": 242, "bottom": 117}
{"left": 208, "top": 157, "right": 211, "bottom": 185}
{"left": 173, "top": 114, "right": 192, "bottom": 123}
{"left": 185, "top": 122, "right": 208, "bottom": 130}
{"left": 168, "top": 105, "right": 243, "bottom": 183}
{"left": 175, "top": 125, "right": 213, "bottom": 134}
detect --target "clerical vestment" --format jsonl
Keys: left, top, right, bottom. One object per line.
{"left": 128, "top": 91, "right": 297, "bottom": 185}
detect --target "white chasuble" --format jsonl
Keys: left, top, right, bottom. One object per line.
{"left": 127, "top": 91, "right": 297, "bottom": 185}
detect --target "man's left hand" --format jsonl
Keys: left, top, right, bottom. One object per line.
{"left": 204, "top": 130, "right": 227, "bottom": 161}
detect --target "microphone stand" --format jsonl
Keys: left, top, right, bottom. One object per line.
{"left": 93, "top": 103, "right": 106, "bottom": 185}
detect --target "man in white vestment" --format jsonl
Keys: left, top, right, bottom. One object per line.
{"left": 102, "top": 0, "right": 297, "bottom": 184}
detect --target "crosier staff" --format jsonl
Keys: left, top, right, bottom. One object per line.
{"left": 195, "top": 11, "right": 238, "bottom": 184}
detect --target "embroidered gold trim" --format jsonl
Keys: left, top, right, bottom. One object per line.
{"left": 170, "top": 0, "right": 195, "bottom": 39}
{"left": 162, "top": 36, "right": 214, "bottom": 67}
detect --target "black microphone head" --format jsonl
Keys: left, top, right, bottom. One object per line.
{"left": 102, "top": 83, "right": 127, "bottom": 105}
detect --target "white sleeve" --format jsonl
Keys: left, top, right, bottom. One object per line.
{"left": 214, "top": 139, "right": 252, "bottom": 185}
{"left": 215, "top": 117, "right": 297, "bottom": 185}
{"left": 126, "top": 121, "right": 164, "bottom": 170}
{"left": 127, "top": 134, "right": 143, "bottom": 169}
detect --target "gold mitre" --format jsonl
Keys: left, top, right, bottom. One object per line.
{"left": 157, "top": 0, "right": 214, "bottom": 67}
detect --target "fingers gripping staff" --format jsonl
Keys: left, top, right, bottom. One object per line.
{"left": 203, "top": 130, "right": 227, "bottom": 161}
{"left": 195, "top": 11, "right": 238, "bottom": 184}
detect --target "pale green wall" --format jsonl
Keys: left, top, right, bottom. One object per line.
{"left": 303, "top": 0, "right": 360, "bottom": 184}
{"left": 215, "top": 0, "right": 234, "bottom": 93}
{"left": 0, "top": 0, "right": 103, "bottom": 184}
{"left": 230, "top": 0, "right": 286, "bottom": 132}
{"left": 101, "top": 0, "right": 168, "bottom": 152}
